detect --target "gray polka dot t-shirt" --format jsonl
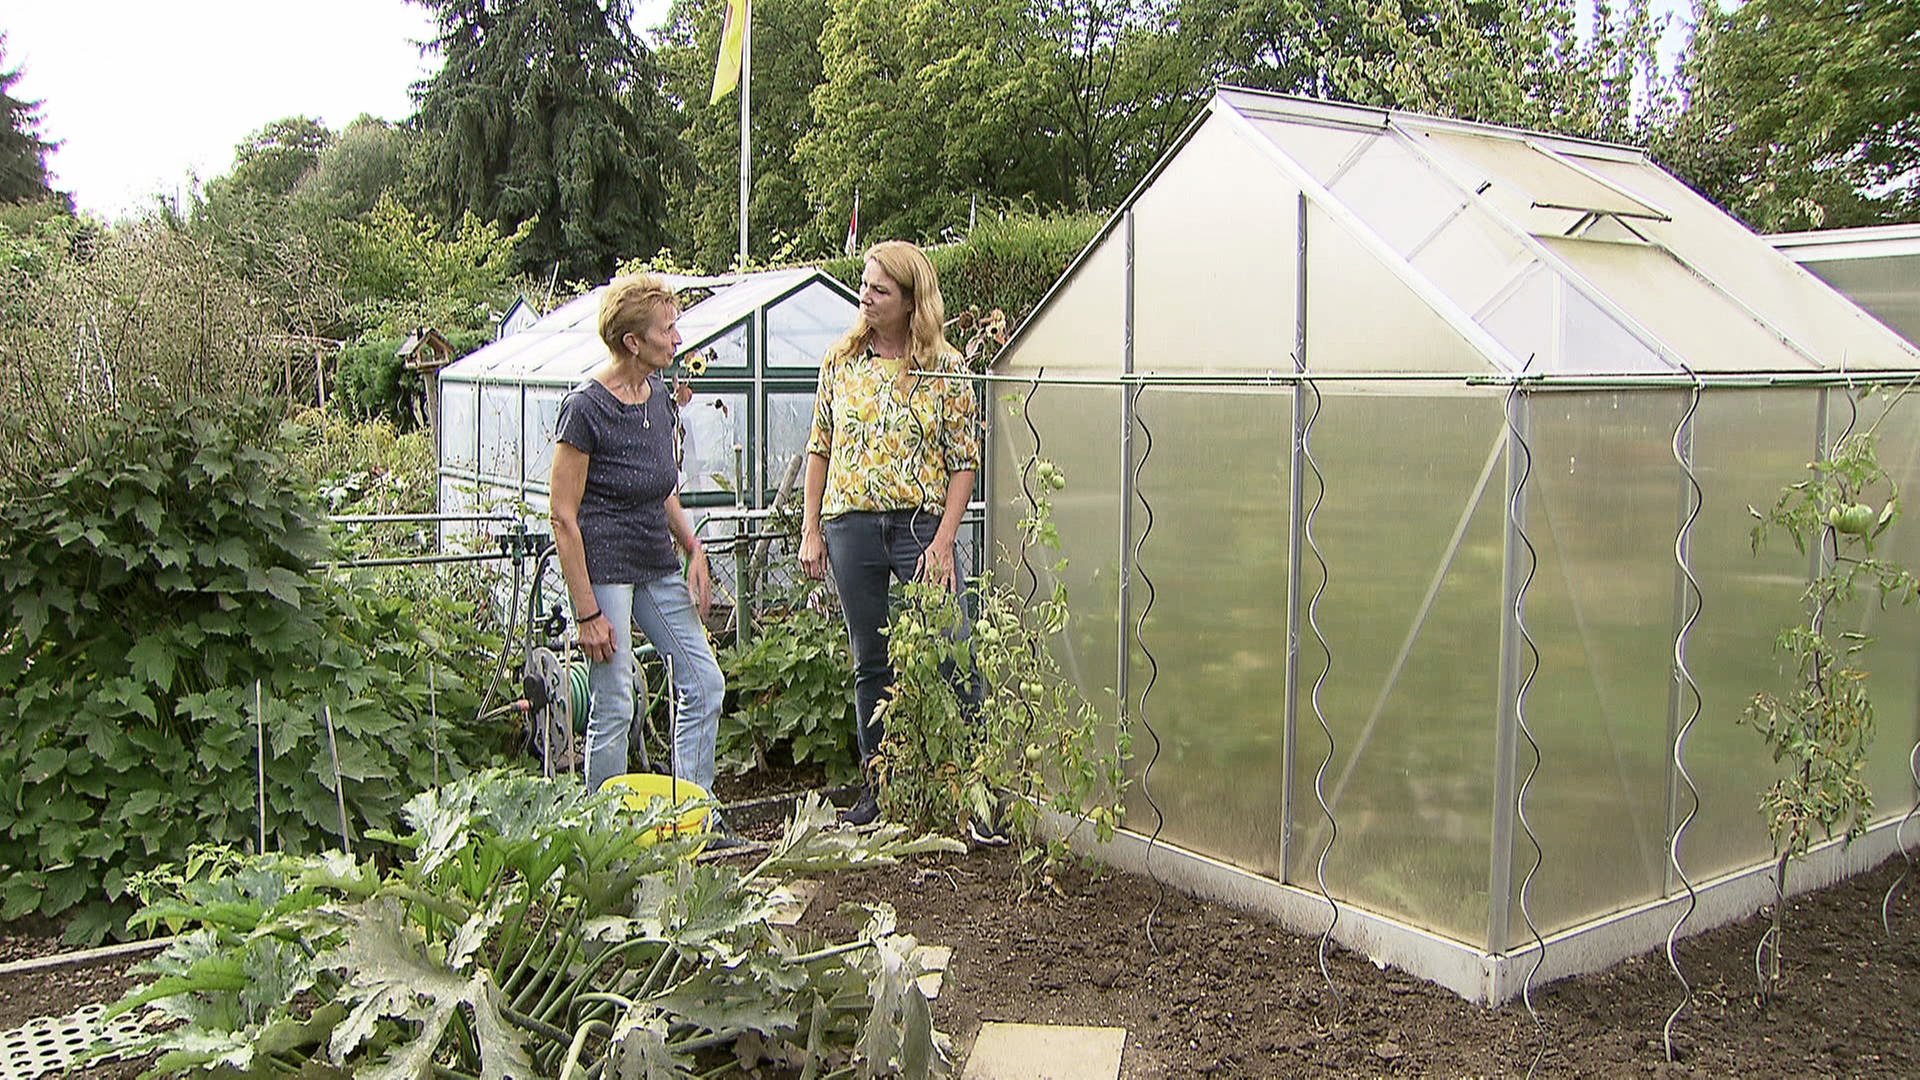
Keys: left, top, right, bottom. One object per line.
{"left": 556, "top": 377, "right": 681, "bottom": 584}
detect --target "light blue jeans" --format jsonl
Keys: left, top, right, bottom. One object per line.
{"left": 585, "top": 574, "right": 725, "bottom": 793}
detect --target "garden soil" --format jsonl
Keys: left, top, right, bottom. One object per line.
{"left": 7, "top": 843, "right": 1919, "bottom": 1077}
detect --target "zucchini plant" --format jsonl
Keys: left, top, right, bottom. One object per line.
{"left": 104, "top": 769, "right": 962, "bottom": 1077}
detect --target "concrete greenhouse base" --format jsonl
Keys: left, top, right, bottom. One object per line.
{"left": 1052, "top": 813, "right": 1920, "bottom": 1006}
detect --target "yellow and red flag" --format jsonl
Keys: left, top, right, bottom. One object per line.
{"left": 710, "top": 0, "right": 748, "bottom": 104}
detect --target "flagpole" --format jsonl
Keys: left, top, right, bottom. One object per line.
{"left": 738, "top": 1, "right": 751, "bottom": 267}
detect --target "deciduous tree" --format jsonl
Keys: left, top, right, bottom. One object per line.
{"left": 658, "top": 0, "right": 831, "bottom": 267}
{"left": 1657, "top": 0, "right": 1920, "bottom": 230}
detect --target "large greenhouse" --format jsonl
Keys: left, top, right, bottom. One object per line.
{"left": 990, "top": 88, "right": 1920, "bottom": 1003}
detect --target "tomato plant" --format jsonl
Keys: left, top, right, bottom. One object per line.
{"left": 1746, "top": 422, "right": 1918, "bottom": 1000}
{"left": 870, "top": 458, "right": 1129, "bottom": 879}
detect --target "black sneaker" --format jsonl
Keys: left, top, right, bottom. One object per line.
{"left": 968, "top": 816, "right": 1011, "bottom": 848}
{"left": 838, "top": 789, "right": 880, "bottom": 827}
{"left": 705, "top": 811, "right": 749, "bottom": 850}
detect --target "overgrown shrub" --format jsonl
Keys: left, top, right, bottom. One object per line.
{"left": 334, "top": 328, "right": 486, "bottom": 429}
{"left": 0, "top": 218, "right": 279, "bottom": 490}
{"left": 823, "top": 210, "right": 1103, "bottom": 342}
{"left": 0, "top": 402, "right": 511, "bottom": 942}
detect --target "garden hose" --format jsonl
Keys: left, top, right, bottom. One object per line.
{"left": 567, "top": 661, "right": 590, "bottom": 734}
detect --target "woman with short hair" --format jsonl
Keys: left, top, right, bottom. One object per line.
{"left": 551, "top": 274, "right": 725, "bottom": 794}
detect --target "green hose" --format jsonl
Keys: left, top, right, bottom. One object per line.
{"left": 566, "top": 645, "right": 652, "bottom": 735}
{"left": 568, "top": 662, "right": 591, "bottom": 734}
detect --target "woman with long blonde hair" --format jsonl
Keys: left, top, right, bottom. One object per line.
{"left": 798, "top": 241, "right": 979, "bottom": 828}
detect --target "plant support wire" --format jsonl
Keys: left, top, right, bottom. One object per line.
{"left": 1124, "top": 377, "right": 1171, "bottom": 953}
{"left": 1886, "top": 740, "right": 1920, "bottom": 935}
{"left": 1299, "top": 376, "right": 1343, "bottom": 1013}
{"left": 1664, "top": 372, "right": 1705, "bottom": 1063}
{"left": 1503, "top": 382, "right": 1549, "bottom": 1076}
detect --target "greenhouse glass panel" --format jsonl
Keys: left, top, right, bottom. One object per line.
{"left": 1476, "top": 265, "right": 1555, "bottom": 371}
{"left": 1558, "top": 284, "right": 1667, "bottom": 374}
{"left": 1830, "top": 390, "right": 1920, "bottom": 817}
{"left": 1328, "top": 135, "right": 1466, "bottom": 256}
{"left": 1681, "top": 389, "right": 1820, "bottom": 878}
{"left": 1124, "top": 387, "right": 1292, "bottom": 877}
{"left": 679, "top": 392, "right": 749, "bottom": 496}
{"left": 1133, "top": 120, "right": 1298, "bottom": 373}
{"left": 478, "top": 384, "right": 523, "bottom": 483}
{"left": 1406, "top": 205, "right": 1533, "bottom": 322}
{"left": 765, "top": 392, "right": 817, "bottom": 494}
{"left": 1414, "top": 131, "right": 1660, "bottom": 221}
{"left": 486, "top": 331, "right": 577, "bottom": 379}
{"left": 700, "top": 322, "right": 751, "bottom": 370}
{"left": 1305, "top": 205, "right": 1500, "bottom": 373}
{"left": 1252, "top": 117, "right": 1374, "bottom": 185}
{"left": 1542, "top": 238, "right": 1817, "bottom": 373}
{"left": 525, "top": 390, "right": 565, "bottom": 491}
{"left": 767, "top": 282, "right": 850, "bottom": 368}
{"left": 988, "top": 384, "right": 1121, "bottom": 734}
{"left": 443, "top": 382, "right": 478, "bottom": 472}
{"left": 1289, "top": 388, "right": 1507, "bottom": 945}
{"left": 1575, "top": 157, "right": 1920, "bottom": 371}
{"left": 1497, "top": 390, "right": 1686, "bottom": 946}
{"left": 1002, "top": 234, "right": 1123, "bottom": 372}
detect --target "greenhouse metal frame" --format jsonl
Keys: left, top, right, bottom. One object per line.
{"left": 986, "top": 88, "right": 1920, "bottom": 1003}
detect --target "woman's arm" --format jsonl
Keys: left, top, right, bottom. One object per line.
{"left": 799, "top": 452, "right": 830, "bottom": 580}
{"left": 664, "top": 493, "right": 711, "bottom": 617}
{"left": 916, "top": 467, "right": 974, "bottom": 591}
{"left": 551, "top": 442, "right": 615, "bottom": 662}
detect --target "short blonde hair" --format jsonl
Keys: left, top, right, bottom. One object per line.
{"left": 598, "top": 274, "right": 678, "bottom": 358}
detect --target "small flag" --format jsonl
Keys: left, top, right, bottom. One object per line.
{"left": 843, "top": 188, "right": 860, "bottom": 256}
{"left": 711, "top": 0, "right": 748, "bottom": 104}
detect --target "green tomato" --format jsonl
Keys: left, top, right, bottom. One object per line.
{"left": 1047, "top": 471, "right": 1067, "bottom": 491}
{"left": 1024, "top": 743, "right": 1044, "bottom": 763}
{"left": 1837, "top": 503, "right": 1876, "bottom": 535}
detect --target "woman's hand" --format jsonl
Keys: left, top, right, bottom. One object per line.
{"left": 799, "top": 527, "right": 829, "bottom": 581}
{"left": 687, "top": 545, "right": 712, "bottom": 618}
{"left": 576, "top": 610, "right": 616, "bottom": 663}
{"left": 916, "top": 533, "right": 958, "bottom": 592}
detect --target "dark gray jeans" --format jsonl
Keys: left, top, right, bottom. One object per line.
{"left": 823, "top": 509, "right": 968, "bottom": 764}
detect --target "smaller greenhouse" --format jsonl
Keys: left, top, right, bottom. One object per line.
{"left": 990, "top": 87, "right": 1920, "bottom": 1004}
{"left": 436, "top": 268, "right": 858, "bottom": 543}
{"left": 1773, "top": 224, "right": 1920, "bottom": 346}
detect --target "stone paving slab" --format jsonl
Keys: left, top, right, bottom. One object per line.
{"left": 961, "top": 1022, "right": 1127, "bottom": 1080}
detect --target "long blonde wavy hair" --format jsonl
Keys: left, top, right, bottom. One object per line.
{"left": 825, "top": 241, "right": 954, "bottom": 369}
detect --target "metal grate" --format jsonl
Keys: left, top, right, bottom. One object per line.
{"left": 0, "top": 1003, "right": 156, "bottom": 1080}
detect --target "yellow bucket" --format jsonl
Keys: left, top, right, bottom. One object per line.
{"left": 602, "top": 773, "right": 712, "bottom": 848}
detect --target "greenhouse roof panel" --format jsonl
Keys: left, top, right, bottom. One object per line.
{"left": 438, "top": 268, "right": 856, "bottom": 387}
{"left": 678, "top": 268, "right": 817, "bottom": 350}
{"left": 1004, "top": 88, "right": 1917, "bottom": 382}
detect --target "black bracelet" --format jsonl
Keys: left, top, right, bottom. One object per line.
{"left": 577, "top": 609, "right": 604, "bottom": 625}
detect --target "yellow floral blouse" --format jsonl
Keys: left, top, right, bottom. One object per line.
{"left": 807, "top": 347, "right": 979, "bottom": 517}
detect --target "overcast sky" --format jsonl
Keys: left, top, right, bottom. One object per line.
{"left": 3, "top": 0, "right": 670, "bottom": 220}
{"left": 4, "top": 2, "right": 439, "bottom": 218}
